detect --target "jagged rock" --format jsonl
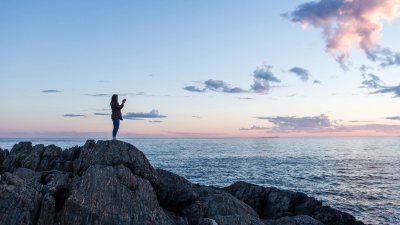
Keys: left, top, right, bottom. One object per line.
{"left": 61, "top": 146, "right": 81, "bottom": 172}
{"left": 312, "top": 206, "right": 364, "bottom": 225}
{"left": 0, "top": 172, "right": 43, "bottom": 225}
{"left": 157, "top": 168, "right": 263, "bottom": 225}
{"left": 3, "top": 142, "right": 33, "bottom": 171}
{"left": 263, "top": 215, "right": 324, "bottom": 225}
{"left": 37, "top": 145, "right": 63, "bottom": 171}
{"left": 55, "top": 164, "right": 176, "bottom": 225}
{"left": 20, "top": 144, "right": 45, "bottom": 170}
{"left": 0, "top": 148, "right": 8, "bottom": 169}
{"left": 73, "top": 140, "right": 160, "bottom": 186}
{"left": 197, "top": 218, "right": 218, "bottom": 225}
{"left": 224, "top": 182, "right": 321, "bottom": 219}
{"left": 0, "top": 141, "right": 366, "bottom": 225}
{"left": 213, "top": 214, "right": 266, "bottom": 225}
{"left": 157, "top": 168, "right": 199, "bottom": 209}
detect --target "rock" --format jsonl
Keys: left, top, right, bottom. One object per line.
{"left": 157, "top": 168, "right": 263, "bottom": 225}
{"left": 197, "top": 218, "right": 218, "bottom": 225}
{"left": 213, "top": 214, "right": 266, "bottom": 225}
{"left": 0, "top": 140, "right": 366, "bottom": 225}
{"left": 0, "top": 148, "right": 8, "bottom": 169}
{"left": 157, "top": 168, "right": 199, "bottom": 209}
{"left": 55, "top": 164, "right": 176, "bottom": 225}
{"left": 312, "top": 206, "right": 364, "bottom": 225}
{"left": 37, "top": 145, "right": 63, "bottom": 171}
{"left": 263, "top": 215, "right": 324, "bottom": 225}
{"left": 3, "top": 142, "right": 33, "bottom": 171}
{"left": 73, "top": 140, "right": 159, "bottom": 186}
{"left": 20, "top": 144, "right": 45, "bottom": 170}
{"left": 224, "top": 182, "right": 321, "bottom": 219}
{"left": 0, "top": 172, "right": 44, "bottom": 225}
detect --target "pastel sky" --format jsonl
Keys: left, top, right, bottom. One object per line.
{"left": 1, "top": 0, "right": 400, "bottom": 138}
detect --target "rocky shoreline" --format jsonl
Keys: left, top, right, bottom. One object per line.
{"left": 0, "top": 140, "right": 365, "bottom": 225}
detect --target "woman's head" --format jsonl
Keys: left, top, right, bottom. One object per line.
{"left": 111, "top": 94, "right": 118, "bottom": 103}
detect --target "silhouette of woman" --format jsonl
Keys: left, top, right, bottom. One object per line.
{"left": 110, "top": 94, "right": 126, "bottom": 140}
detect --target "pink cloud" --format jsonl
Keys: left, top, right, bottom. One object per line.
{"left": 287, "top": 0, "right": 400, "bottom": 67}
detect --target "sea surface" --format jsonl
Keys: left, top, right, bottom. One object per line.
{"left": 0, "top": 137, "right": 399, "bottom": 224}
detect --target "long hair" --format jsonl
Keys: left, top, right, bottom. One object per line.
{"left": 111, "top": 94, "right": 118, "bottom": 104}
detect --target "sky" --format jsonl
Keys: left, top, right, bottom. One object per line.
{"left": 1, "top": 0, "right": 400, "bottom": 138}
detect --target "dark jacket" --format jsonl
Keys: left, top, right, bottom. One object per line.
{"left": 110, "top": 101, "right": 124, "bottom": 120}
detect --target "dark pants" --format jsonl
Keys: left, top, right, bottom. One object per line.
{"left": 112, "top": 119, "right": 120, "bottom": 138}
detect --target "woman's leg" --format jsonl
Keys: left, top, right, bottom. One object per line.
{"left": 112, "top": 119, "right": 120, "bottom": 139}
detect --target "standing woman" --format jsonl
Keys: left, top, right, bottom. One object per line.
{"left": 110, "top": 94, "right": 126, "bottom": 140}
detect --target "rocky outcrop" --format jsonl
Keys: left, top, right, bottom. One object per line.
{"left": 0, "top": 140, "right": 365, "bottom": 225}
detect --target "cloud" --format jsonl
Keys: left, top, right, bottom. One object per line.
{"left": 385, "top": 116, "right": 400, "bottom": 120}
{"left": 42, "top": 90, "right": 61, "bottom": 93}
{"left": 240, "top": 126, "right": 270, "bottom": 131}
{"left": 373, "top": 85, "right": 400, "bottom": 97}
{"left": 124, "top": 109, "right": 167, "bottom": 120}
{"left": 85, "top": 92, "right": 146, "bottom": 97}
{"left": 289, "top": 67, "right": 310, "bottom": 82}
{"left": 63, "top": 114, "right": 85, "bottom": 118}
{"left": 148, "top": 120, "right": 163, "bottom": 123}
{"left": 313, "top": 80, "right": 321, "bottom": 84}
{"left": 204, "top": 79, "right": 247, "bottom": 93}
{"left": 361, "top": 73, "right": 384, "bottom": 89}
{"left": 251, "top": 114, "right": 400, "bottom": 134}
{"left": 286, "top": 0, "right": 400, "bottom": 67}
{"left": 93, "top": 113, "right": 110, "bottom": 116}
{"left": 183, "top": 86, "right": 207, "bottom": 93}
{"left": 257, "top": 114, "right": 337, "bottom": 132}
{"left": 183, "top": 65, "right": 281, "bottom": 95}
{"left": 85, "top": 93, "right": 110, "bottom": 97}
{"left": 250, "top": 65, "right": 281, "bottom": 93}
{"left": 238, "top": 97, "right": 254, "bottom": 100}
{"left": 192, "top": 116, "right": 201, "bottom": 118}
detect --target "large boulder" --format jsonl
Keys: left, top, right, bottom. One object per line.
{"left": 73, "top": 140, "right": 159, "bottom": 186}
{"left": 224, "top": 182, "right": 321, "bottom": 219}
{"left": 224, "top": 182, "right": 365, "bottom": 225}
{"left": 0, "top": 148, "right": 9, "bottom": 171}
{"left": 157, "top": 169, "right": 263, "bottom": 225}
{"left": 56, "top": 164, "right": 177, "bottom": 225}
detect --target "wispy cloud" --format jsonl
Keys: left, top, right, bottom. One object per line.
{"left": 183, "top": 86, "right": 207, "bottom": 93}
{"left": 63, "top": 114, "right": 86, "bottom": 118}
{"left": 313, "top": 80, "right": 321, "bottom": 84}
{"left": 124, "top": 109, "right": 167, "bottom": 120}
{"left": 240, "top": 125, "right": 269, "bottom": 131}
{"left": 373, "top": 85, "right": 400, "bottom": 97}
{"left": 85, "top": 92, "right": 146, "bottom": 97}
{"left": 148, "top": 120, "right": 163, "bottom": 123}
{"left": 238, "top": 97, "right": 254, "bottom": 100}
{"left": 289, "top": 67, "right": 310, "bottom": 82}
{"left": 385, "top": 116, "right": 400, "bottom": 120}
{"left": 42, "top": 90, "right": 61, "bottom": 93}
{"left": 93, "top": 113, "right": 110, "bottom": 116}
{"left": 248, "top": 114, "right": 400, "bottom": 134}
{"left": 285, "top": 0, "right": 400, "bottom": 68}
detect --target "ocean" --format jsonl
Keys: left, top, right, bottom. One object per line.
{"left": 0, "top": 137, "right": 399, "bottom": 224}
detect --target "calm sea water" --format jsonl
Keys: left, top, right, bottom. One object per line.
{"left": 0, "top": 137, "right": 399, "bottom": 224}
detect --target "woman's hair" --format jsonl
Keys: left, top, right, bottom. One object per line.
{"left": 111, "top": 94, "right": 118, "bottom": 103}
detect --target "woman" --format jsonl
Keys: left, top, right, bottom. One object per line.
{"left": 110, "top": 94, "right": 126, "bottom": 140}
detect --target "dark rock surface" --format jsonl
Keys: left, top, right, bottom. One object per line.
{"left": 0, "top": 140, "right": 365, "bottom": 225}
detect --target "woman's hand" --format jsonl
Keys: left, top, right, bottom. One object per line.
{"left": 122, "top": 99, "right": 126, "bottom": 103}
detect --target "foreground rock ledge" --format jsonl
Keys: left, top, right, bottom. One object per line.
{"left": 0, "top": 140, "right": 364, "bottom": 225}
